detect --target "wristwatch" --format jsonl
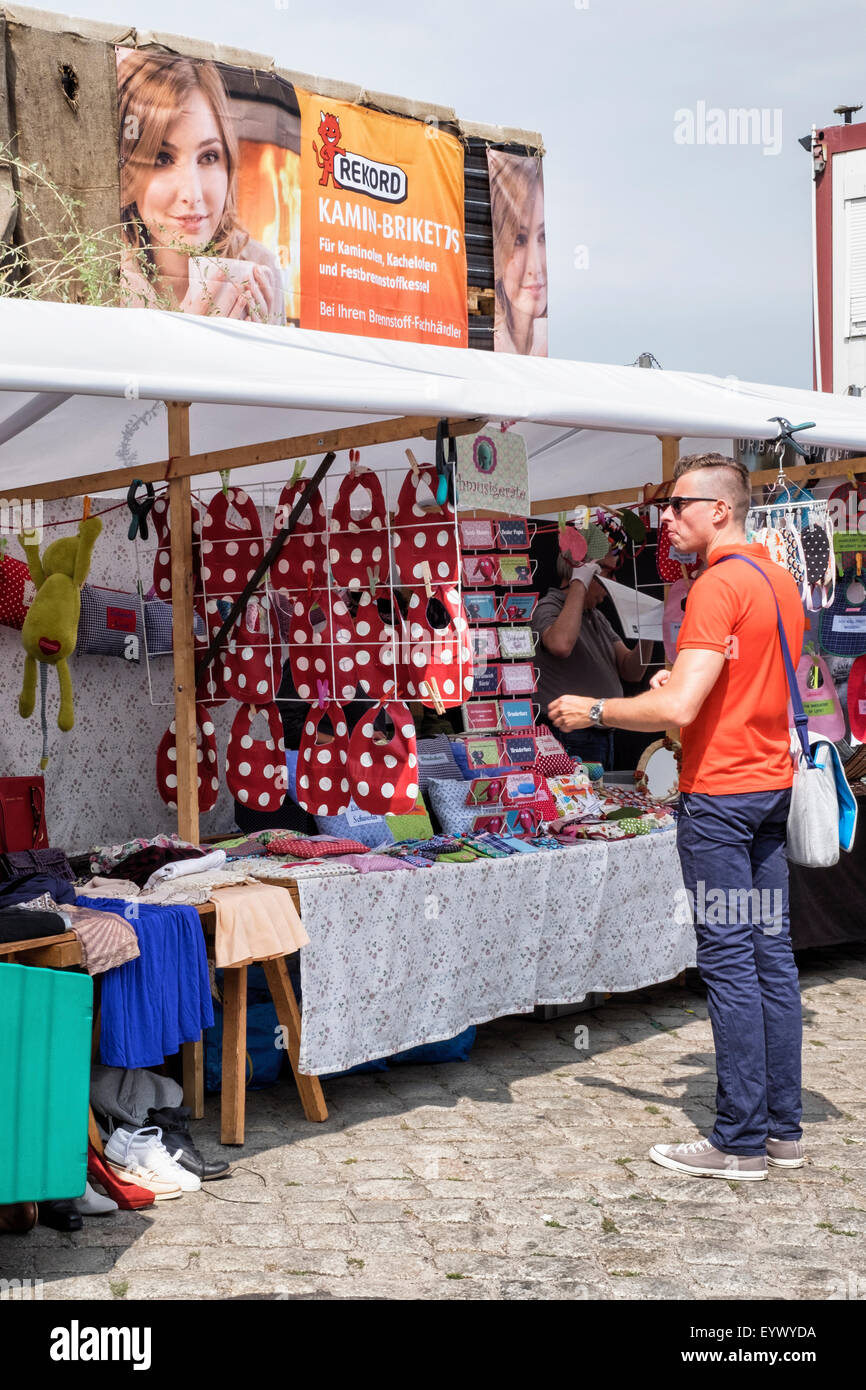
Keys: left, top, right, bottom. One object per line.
{"left": 588, "top": 699, "right": 606, "bottom": 727}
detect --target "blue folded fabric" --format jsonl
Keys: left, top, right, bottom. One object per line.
{"left": 79, "top": 896, "right": 214, "bottom": 1070}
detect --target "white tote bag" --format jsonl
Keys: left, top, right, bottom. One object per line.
{"left": 718, "top": 556, "right": 840, "bottom": 869}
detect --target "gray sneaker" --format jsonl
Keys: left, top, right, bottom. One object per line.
{"left": 766, "top": 1137, "right": 805, "bottom": 1168}
{"left": 649, "top": 1138, "right": 767, "bottom": 1181}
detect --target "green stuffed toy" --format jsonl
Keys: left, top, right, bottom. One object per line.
{"left": 18, "top": 517, "right": 102, "bottom": 732}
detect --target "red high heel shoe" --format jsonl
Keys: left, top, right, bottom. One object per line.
{"left": 87, "top": 1145, "right": 155, "bottom": 1210}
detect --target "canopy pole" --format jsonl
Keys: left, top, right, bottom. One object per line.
{"left": 167, "top": 401, "right": 199, "bottom": 846}
{"left": 659, "top": 435, "right": 681, "bottom": 742}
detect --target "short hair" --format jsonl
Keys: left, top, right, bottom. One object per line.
{"left": 673, "top": 452, "right": 751, "bottom": 526}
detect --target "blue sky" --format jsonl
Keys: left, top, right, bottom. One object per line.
{"left": 53, "top": 0, "right": 866, "bottom": 385}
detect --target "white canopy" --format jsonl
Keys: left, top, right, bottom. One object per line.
{"left": 1, "top": 299, "right": 864, "bottom": 506}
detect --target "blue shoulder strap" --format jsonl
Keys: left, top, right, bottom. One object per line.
{"left": 716, "top": 554, "right": 812, "bottom": 767}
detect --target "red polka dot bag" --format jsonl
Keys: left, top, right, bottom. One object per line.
{"left": 347, "top": 701, "right": 419, "bottom": 815}
{"left": 402, "top": 584, "right": 474, "bottom": 709}
{"left": 151, "top": 493, "right": 204, "bottom": 601}
{"left": 296, "top": 703, "right": 352, "bottom": 816}
{"left": 392, "top": 464, "right": 459, "bottom": 587}
{"left": 327, "top": 470, "right": 389, "bottom": 592}
{"left": 288, "top": 591, "right": 358, "bottom": 705}
{"left": 156, "top": 704, "right": 220, "bottom": 813}
{"left": 199, "top": 487, "right": 264, "bottom": 602}
{"left": 269, "top": 479, "right": 327, "bottom": 594}
{"left": 225, "top": 703, "right": 287, "bottom": 814}
{"left": 219, "top": 594, "right": 281, "bottom": 704}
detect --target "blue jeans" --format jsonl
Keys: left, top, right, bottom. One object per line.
{"left": 545, "top": 724, "right": 615, "bottom": 770}
{"left": 676, "top": 789, "right": 803, "bottom": 1156}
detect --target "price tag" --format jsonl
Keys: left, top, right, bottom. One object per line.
{"left": 832, "top": 615, "right": 866, "bottom": 632}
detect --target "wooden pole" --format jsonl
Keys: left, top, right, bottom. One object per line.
{"left": 660, "top": 436, "right": 681, "bottom": 742}
{"left": 167, "top": 403, "right": 199, "bottom": 847}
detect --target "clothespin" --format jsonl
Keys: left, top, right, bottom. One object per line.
{"left": 366, "top": 564, "right": 380, "bottom": 596}
{"left": 425, "top": 676, "right": 446, "bottom": 716}
{"left": 420, "top": 560, "right": 433, "bottom": 598}
{"left": 219, "top": 469, "right": 231, "bottom": 496}
{"left": 291, "top": 458, "right": 307, "bottom": 486}
{"left": 349, "top": 448, "right": 361, "bottom": 475}
{"left": 573, "top": 504, "right": 589, "bottom": 530}
{"left": 557, "top": 511, "right": 567, "bottom": 532}
{"left": 316, "top": 678, "right": 330, "bottom": 709}
{"left": 82, "top": 496, "right": 91, "bottom": 521}
{"left": 405, "top": 448, "right": 421, "bottom": 479}
{"left": 847, "top": 470, "right": 857, "bottom": 488}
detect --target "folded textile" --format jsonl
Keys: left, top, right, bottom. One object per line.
{"left": 89, "top": 832, "right": 199, "bottom": 876}
{"left": 0, "top": 906, "right": 70, "bottom": 944}
{"left": 90, "top": 1064, "right": 184, "bottom": 1131}
{"left": 64, "top": 903, "right": 140, "bottom": 975}
{"left": 210, "top": 881, "right": 310, "bottom": 969}
{"left": 0, "top": 872, "right": 77, "bottom": 908}
{"left": 78, "top": 876, "right": 141, "bottom": 899}
{"left": 104, "top": 845, "right": 205, "bottom": 888}
{"left": 331, "top": 853, "right": 417, "bottom": 873}
{"left": 142, "top": 849, "right": 227, "bottom": 891}
{"left": 79, "top": 895, "right": 214, "bottom": 1069}
{"left": 17, "top": 891, "right": 71, "bottom": 922}
{"left": 266, "top": 835, "right": 370, "bottom": 859}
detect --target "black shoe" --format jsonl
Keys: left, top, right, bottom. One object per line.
{"left": 38, "top": 1199, "right": 83, "bottom": 1232}
{"left": 145, "top": 1107, "right": 231, "bottom": 1181}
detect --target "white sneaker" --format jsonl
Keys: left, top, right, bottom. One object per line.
{"left": 106, "top": 1125, "right": 201, "bottom": 1193}
{"left": 75, "top": 1181, "right": 118, "bottom": 1216}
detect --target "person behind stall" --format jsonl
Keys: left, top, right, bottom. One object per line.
{"left": 548, "top": 453, "right": 806, "bottom": 1184}
{"left": 531, "top": 548, "right": 650, "bottom": 769}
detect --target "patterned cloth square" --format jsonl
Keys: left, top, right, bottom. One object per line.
{"left": 266, "top": 835, "right": 371, "bottom": 859}
{"left": 415, "top": 736, "right": 463, "bottom": 792}
{"left": 77, "top": 585, "right": 144, "bottom": 657}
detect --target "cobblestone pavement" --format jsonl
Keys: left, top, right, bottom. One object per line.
{"left": 3, "top": 946, "right": 865, "bottom": 1302}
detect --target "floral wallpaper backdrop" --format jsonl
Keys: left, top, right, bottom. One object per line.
{"left": 0, "top": 498, "right": 240, "bottom": 851}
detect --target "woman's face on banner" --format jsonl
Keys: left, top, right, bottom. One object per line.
{"left": 504, "top": 186, "right": 547, "bottom": 319}
{"left": 136, "top": 88, "right": 229, "bottom": 251}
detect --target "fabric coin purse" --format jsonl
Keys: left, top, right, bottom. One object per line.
{"left": 156, "top": 704, "right": 220, "bottom": 813}
{"left": 270, "top": 478, "right": 327, "bottom": 594}
{"left": 288, "top": 590, "right": 358, "bottom": 704}
{"left": 151, "top": 493, "right": 204, "bottom": 601}
{"left": 200, "top": 486, "right": 264, "bottom": 601}
{"left": 219, "top": 593, "right": 280, "bottom": 703}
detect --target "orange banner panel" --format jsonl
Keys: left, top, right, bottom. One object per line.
{"left": 296, "top": 88, "right": 468, "bottom": 346}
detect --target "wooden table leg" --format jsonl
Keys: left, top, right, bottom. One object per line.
{"left": 263, "top": 956, "right": 328, "bottom": 1123}
{"left": 221, "top": 966, "right": 247, "bottom": 1145}
{"left": 182, "top": 1038, "right": 205, "bottom": 1118}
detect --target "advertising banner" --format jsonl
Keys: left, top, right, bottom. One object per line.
{"left": 295, "top": 88, "right": 467, "bottom": 345}
{"left": 114, "top": 48, "right": 467, "bottom": 345}
{"left": 487, "top": 149, "right": 547, "bottom": 356}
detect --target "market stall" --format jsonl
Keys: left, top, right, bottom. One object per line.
{"left": 3, "top": 299, "right": 866, "bottom": 1145}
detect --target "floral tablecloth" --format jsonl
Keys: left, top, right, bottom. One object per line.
{"left": 297, "top": 829, "right": 694, "bottom": 1075}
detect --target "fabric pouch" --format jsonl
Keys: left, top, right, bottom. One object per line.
{"left": 266, "top": 835, "right": 370, "bottom": 859}
{"left": 76, "top": 585, "right": 143, "bottom": 657}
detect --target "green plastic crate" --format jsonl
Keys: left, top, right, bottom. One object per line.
{"left": 0, "top": 963, "right": 92, "bottom": 1204}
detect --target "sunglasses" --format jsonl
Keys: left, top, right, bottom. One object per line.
{"left": 663, "top": 496, "right": 719, "bottom": 516}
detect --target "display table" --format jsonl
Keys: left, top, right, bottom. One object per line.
{"left": 296, "top": 828, "right": 693, "bottom": 1075}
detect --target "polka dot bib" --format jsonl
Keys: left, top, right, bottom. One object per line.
{"left": 296, "top": 704, "right": 351, "bottom": 816}
{"left": 657, "top": 526, "right": 700, "bottom": 583}
{"left": 289, "top": 591, "right": 358, "bottom": 704}
{"left": 270, "top": 479, "right": 327, "bottom": 594}
{"left": 151, "top": 494, "right": 204, "bottom": 601}
{"left": 156, "top": 704, "right": 219, "bottom": 813}
{"left": 225, "top": 703, "right": 287, "bottom": 813}
{"left": 392, "top": 465, "right": 459, "bottom": 587}
{"left": 347, "top": 701, "right": 419, "bottom": 815}
{"left": 800, "top": 521, "right": 835, "bottom": 610}
{"left": 194, "top": 600, "right": 232, "bottom": 707}
{"left": 0, "top": 553, "right": 37, "bottom": 631}
{"left": 200, "top": 488, "right": 264, "bottom": 602}
{"left": 348, "top": 590, "right": 401, "bottom": 701}
{"left": 402, "top": 585, "right": 474, "bottom": 708}
{"left": 219, "top": 594, "right": 280, "bottom": 704}
{"left": 328, "top": 471, "right": 388, "bottom": 592}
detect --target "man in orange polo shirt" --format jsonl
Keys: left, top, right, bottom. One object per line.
{"left": 549, "top": 452, "right": 805, "bottom": 1182}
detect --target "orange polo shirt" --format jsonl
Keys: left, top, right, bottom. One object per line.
{"left": 676, "top": 543, "right": 805, "bottom": 795}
